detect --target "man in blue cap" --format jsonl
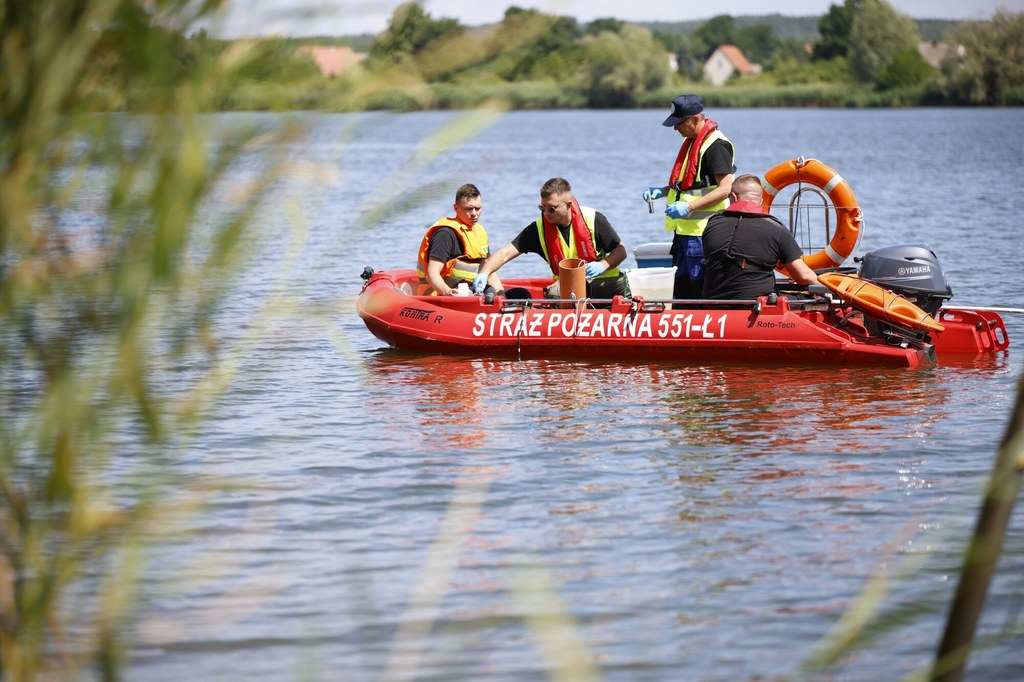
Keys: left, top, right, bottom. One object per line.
{"left": 643, "top": 94, "right": 736, "bottom": 299}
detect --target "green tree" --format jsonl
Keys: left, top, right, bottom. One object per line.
{"left": 579, "top": 24, "right": 670, "bottom": 107}
{"left": 813, "top": 0, "right": 857, "bottom": 61}
{"left": 736, "top": 24, "right": 780, "bottom": 65}
{"left": 938, "top": 11, "right": 1024, "bottom": 105}
{"left": 693, "top": 14, "right": 738, "bottom": 58}
{"left": 653, "top": 31, "right": 702, "bottom": 80}
{"left": 586, "top": 18, "right": 626, "bottom": 36}
{"left": 235, "top": 39, "right": 322, "bottom": 83}
{"left": 484, "top": 9, "right": 582, "bottom": 82}
{"left": 847, "top": 0, "right": 921, "bottom": 84}
{"left": 876, "top": 47, "right": 933, "bottom": 89}
{"left": 368, "top": 2, "right": 462, "bottom": 66}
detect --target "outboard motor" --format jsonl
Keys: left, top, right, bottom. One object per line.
{"left": 856, "top": 244, "right": 953, "bottom": 316}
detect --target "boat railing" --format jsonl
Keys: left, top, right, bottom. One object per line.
{"left": 496, "top": 293, "right": 839, "bottom": 315}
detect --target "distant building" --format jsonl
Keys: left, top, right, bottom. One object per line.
{"left": 702, "top": 44, "right": 761, "bottom": 87}
{"left": 299, "top": 46, "right": 366, "bottom": 77}
{"left": 667, "top": 51, "right": 679, "bottom": 73}
{"left": 918, "top": 41, "right": 954, "bottom": 69}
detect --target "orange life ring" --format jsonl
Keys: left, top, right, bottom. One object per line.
{"left": 761, "top": 158, "right": 862, "bottom": 270}
{"left": 817, "top": 272, "right": 945, "bottom": 334}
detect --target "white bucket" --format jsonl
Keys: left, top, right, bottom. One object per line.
{"left": 626, "top": 266, "right": 676, "bottom": 300}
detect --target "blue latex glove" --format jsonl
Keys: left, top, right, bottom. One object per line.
{"left": 472, "top": 272, "right": 488, "bottom": 294}
{"left": 666, "top": 201, "right": 691, "bottom": 219}
{"left": 585, "top": 261, "right": 606, "bottom": 279}
{"left": 643, "top": 186, "right": 665, "bottom": 201}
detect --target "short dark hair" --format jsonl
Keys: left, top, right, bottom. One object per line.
{"left": 732, "top": 174, "right": 763, "bottom": 202}
{"left": 540, "top": 177, "right": 571, "bottom": 197}
{"left": 455, "top": 183, "right": 480, "bottom": 203}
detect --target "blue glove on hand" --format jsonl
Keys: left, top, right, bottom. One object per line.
{"left": 643, "top": 186, "right": 665, "bottom": 201}
{"left": 666, "top": 201, "right": 691, "bottom": 219}
{"left": 585, "top": 261, "right": 607, "bottom": 279}
{"left": 472, "top": 272, "right": 488, "bottom": 294}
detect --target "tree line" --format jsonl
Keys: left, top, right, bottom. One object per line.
{"left": 81, "top": 0, "right": 1024, "bottom": 111}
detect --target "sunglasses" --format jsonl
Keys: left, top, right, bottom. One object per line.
{"left": 538, "top": 200, "right": 569, "bottom": 214}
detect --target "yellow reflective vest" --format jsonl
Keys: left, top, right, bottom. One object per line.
{"left": 534, "top": 206, "right": 621, "bottom": 280}
{"left": 665, "top": 130, "right": 733, "bottom": 237}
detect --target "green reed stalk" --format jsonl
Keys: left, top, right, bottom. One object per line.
{"left": 0, "top": 2, "right": 291, "bottom": 679}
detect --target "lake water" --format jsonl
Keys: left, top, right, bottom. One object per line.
{"left": 125, "top": 108, "right": 1024, "bottom": 681}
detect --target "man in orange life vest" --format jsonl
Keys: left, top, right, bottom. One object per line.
{"left": 473, "top": 177, "right": 627, "bottom": 299}
{"left": 702, "top": 174, "right": 817, "bottom": 300}
{"left": 416, "top": 184, "right": 503, "bottom": 296}
{"left": 644, "top": 94, "right": 736, "bottom": 299}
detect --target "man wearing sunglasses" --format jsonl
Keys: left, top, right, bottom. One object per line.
{"left": 643, "top": 93, "right": 736, "bottom": 300}
{"left": 473, "top": 177, "right": 627, "bottom": 300}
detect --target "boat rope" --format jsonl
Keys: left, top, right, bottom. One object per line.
{"left": 942, "top": 305, "right": 1024, "bottom": 314}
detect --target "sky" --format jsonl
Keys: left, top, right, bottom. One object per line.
{"left": 210, "top": 0, "right": 1024, "bottom": 38}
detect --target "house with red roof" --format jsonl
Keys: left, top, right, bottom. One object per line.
{"left": 702, "top": 45, "right": 761, "bottom": 86}
{"left": 299, "top": 46, "right": 366, "bottom": 77}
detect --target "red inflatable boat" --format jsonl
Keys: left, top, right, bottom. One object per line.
{"left": 356, "top": 266, "right": 1008, "bottom": 368}
{"left": 359, "top": 160, "right": 1009, "bottom": 367}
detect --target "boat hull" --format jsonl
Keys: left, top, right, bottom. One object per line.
{"left": 353, "top": 269, "right": 1010, "bottom": 368}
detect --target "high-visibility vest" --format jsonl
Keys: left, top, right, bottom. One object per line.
{"left": 534, "top": 206, "right": 620, "bottom": 280}
{"left": 665, "top": 130, "right": 734, "bottom": 237}
{"left": 415, "top": 218, "right": 489, "bottom": 295}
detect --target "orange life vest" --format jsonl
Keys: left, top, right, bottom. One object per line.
{"left": 415, "top": 218, "right": 489, "bottom": 295}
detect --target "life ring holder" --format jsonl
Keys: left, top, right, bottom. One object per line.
{"left": 761, "top": 157, "right": 863, "bottom": 271}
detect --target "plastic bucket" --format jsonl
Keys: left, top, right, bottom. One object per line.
{"left": 626, "top": 266, "right": 677, "bottom": 300}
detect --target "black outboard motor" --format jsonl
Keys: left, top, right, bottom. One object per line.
{"left": 856, "top": 244, "right": 953, "bottom": 316}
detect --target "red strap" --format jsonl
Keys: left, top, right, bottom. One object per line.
{"left": 724, "top": 200, "right": 766, "bottom": 215}
{"left": 669, "top": 118, "right": 718, "bottom": 190}
{"left": 541, "top": 198, "right": 598, "bottom": 275}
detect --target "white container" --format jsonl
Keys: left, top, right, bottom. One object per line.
{"left": 633, "top": 242, "right": 674, "bottom": 268}
{"left": 454, "top": 282, "right": 470, "bottom": 296}
{"left": 626, "top": 266, "right": 677, "bottom": 300}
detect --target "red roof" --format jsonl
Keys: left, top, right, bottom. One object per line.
{"left": 716, "top": 45, "right": 756, "bottom": 75}
{"left": 299, "top": 46, "right": 366, "bottom": 77}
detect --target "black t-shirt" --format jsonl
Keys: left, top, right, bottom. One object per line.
{"left": 511, "top": 210, "right": 621, "bottom": 258}
{"left": 702, "top": 211, "right": 804, "bottom": 300}
{"left": 426, "top": 226, "right": 464, "bottom": 263}
{"left": 684, "top": 138, "right": 735, "bottom": 190}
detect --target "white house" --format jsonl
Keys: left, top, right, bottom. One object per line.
{"left": 702, "top": 45, "right": 760, "bottom": 86}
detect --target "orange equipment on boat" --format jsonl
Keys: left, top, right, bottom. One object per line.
{"left": 762, "top": 158, "right": 862, "bottom": 270}
{"left": 818, "top": 272, "right": 945, "bottom": 334}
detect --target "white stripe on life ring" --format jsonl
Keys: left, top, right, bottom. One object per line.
{"left": 822, "top": 173, "right": 844, "bottom": 194}
{"left": 824, "top": 243, "right": 845, "bottom": 265}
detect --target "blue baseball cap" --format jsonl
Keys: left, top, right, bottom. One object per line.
{"left": 662, "top": 94, "right": 704, "bottom": 127}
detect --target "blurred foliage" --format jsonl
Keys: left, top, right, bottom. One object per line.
{"left": 847, "top": 0, "right": 922, "bottom": 84}
{"left": 31, "top": 2, "right": 1022, "bottom": 116}
{"left": 0, "top": 0, "right": 291, "bottom": 679}
{"left": 813, "top": 0, "right": 856, "bottom": 61}
{"left": 876, "top": 48, "right": 934, "bottom": 90}
{"left": 935, "top": 10, "right": 1024, "bottom": 105}
{"left": 367, "top": 1, "right": 462, "bottom": 68}
{"left": 578, "top": 25, "right": 671, "bottom": 108}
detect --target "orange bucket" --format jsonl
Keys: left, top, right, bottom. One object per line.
{"left": 558, "top": 258, "right": 586, "bottom": 308}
